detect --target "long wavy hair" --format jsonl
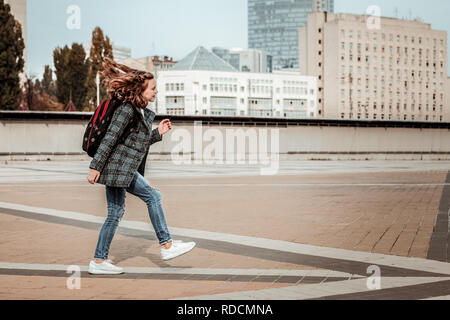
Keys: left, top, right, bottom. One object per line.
{"left": 100, "top": 57, "right": 154, "bottom": 109}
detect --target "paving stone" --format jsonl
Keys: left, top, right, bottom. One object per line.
{"left": 1, "top": 161, "right": 450, "bottom": 299}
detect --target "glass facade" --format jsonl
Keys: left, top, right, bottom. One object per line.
{"left": 212, "top": 48, "right": 241, "bottom": 70}
{"left": 248, "top": 0, "right": 334, "bottom": 69}
{"left": 212, "top": 47, "right": 273, "bottom": 73}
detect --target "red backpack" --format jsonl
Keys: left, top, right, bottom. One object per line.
{"left": 82, "top": 98, "right": 138, "bottom": 157}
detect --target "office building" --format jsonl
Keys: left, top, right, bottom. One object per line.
{"left": 248, "top": 0, "right": 334, "bottom": 70}
{"left": 212, "top": 47, "right": 273, "bottom": 73}
{"left": 299, "top": 12, "right": 448, "bottom": 122}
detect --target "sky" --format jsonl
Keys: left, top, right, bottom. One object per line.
{"left": 26, "top": 0, "right": 450, "bottom": 78}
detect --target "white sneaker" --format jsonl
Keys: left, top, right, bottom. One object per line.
{"left": 88, "top": 259, "right": 124, "bottom": 275}
{"left": 161, "top": 240, "right": 196, "bottom": 260}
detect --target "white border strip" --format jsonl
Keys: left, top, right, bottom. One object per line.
{"left": 0, "top": 262, "right": 360, "bottom": 278}
{"left": 174, "top": 277, "right": 450, "bottom": 300}
{"left": 1, "top": 201, "right": 449, "bottom": 276}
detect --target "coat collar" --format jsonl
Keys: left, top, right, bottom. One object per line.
{"left": 137, "top": 107, "right": 155, "bottom": 132}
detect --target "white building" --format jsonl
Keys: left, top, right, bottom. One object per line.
{"left": 156, "top": 46, "right": 317, "bottom": 118}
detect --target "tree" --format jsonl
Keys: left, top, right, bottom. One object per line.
{"left": 36, "top": 65, "right": 60, "bottom": 111}
{"left": 0, "top": 0, "right": 25, "bottom": 110}
{"left": 23, "top": 75, "right": 39, "bottom": 110}
{"left": 84, "top": 26, "right": 114, "bottom": 111}
{"left": 53, "top": 43, "right": 89, "bottom": 111}
{"left": 42, "top": 65, "right": 53, "bottom": 94}
{"left": 41, "top": 65, "right": 57, "bottom": 97}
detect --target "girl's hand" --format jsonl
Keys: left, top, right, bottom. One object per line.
{"left": 87, "top": 169, "right": 100, "bottom": 184}
{"left": 158, "top": 119, "right": 172, "bottom": 136}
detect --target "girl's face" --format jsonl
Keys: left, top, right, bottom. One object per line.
{"left": 142, "top": 78, "right": 158, "bottom": 103}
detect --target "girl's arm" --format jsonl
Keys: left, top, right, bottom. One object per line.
{"left": 150, "top": 119, "right": 171, "bottom": 145}
{"left": 149, "top": 127, "right": 163, "bottom": 146}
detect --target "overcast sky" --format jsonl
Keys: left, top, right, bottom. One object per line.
{"left": 27, "top": 0, "right": 450, "bottom": 77}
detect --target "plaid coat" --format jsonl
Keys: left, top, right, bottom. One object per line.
{"left": 89, "top": 102, "right": 162, "bottom": 187}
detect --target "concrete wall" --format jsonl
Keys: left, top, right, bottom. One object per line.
{"left": 1, "top": 119, "right": 450, "bottom": 161}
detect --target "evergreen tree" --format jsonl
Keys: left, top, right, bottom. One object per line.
{"left": 84, "top": 26, "right": 114, "bottom": 111}
{"left": 42, "top": 65, "right": 53, "bottom": 94}
{"left": 34, "top": 79, "right": 42, "bottom": 95}
{"left": 53, "top": 43, "right": 89, "bottom": 110}
{"left": 41, "top": 65, "right": 57, "bottom": 98}
{"left": 0, "top": 0, "right": 25, "bottom": 110}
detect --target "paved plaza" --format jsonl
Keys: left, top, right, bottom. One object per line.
{"left": 0, "top": 160, "right": 449, "bottom": 300}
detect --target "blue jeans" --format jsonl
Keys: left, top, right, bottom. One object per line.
{"left": 94, "top": 171, "right": 172, "bottom": 260}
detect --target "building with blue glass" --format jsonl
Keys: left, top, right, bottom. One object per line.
{"left": 248, "top": 0, "right": 334, "bottom": 70}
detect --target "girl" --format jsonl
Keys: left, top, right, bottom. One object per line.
{"left": 86, "top": 58, "right": 195, "bottom": 275}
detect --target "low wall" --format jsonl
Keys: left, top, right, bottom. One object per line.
{"left": 1, "top": 112, "right": 450, "bottom": 162}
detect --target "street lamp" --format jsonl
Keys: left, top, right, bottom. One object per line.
{"left": 96, "top": 71, "right": 100, "bottom": 106}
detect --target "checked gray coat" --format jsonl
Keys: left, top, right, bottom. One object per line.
{"left": 89, "top": 102, "right": 163, "bottom": 187}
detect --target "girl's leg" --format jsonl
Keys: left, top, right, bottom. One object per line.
{"left": 126, "top": 171, "right": 172, "bottom": 246}
{"left": 93, "top": 186, "right": 126, "bottom": 261}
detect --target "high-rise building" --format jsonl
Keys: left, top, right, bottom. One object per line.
{"left": 212, "top": 47, "right": 273, "bottom": 73}
{"left": 248, "top": 0, "right": 334, "bottom": 70}
{"left": 299, "top": 12, "right": 448, "bottom": 122}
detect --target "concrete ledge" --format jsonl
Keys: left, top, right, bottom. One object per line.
{"left": 1, "top": 111, "right": 449, "bottom": 129}
{"left": 2, "top": 152, "right": 450, "bottom": 162}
